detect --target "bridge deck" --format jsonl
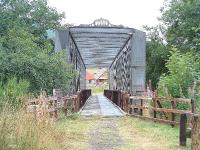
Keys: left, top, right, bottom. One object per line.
{"left": 80, "top": 95, "right": 126, "bottom": 117}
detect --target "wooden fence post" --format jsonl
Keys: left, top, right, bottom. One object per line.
{"left": 63, "top": 98, "right": 68, "bottom": 116}
{"left": 180, "top": 113, "right": 187, "bottom": 146}
{"left": 54, "top": 100, "right": 58, "bottom": 118}
{"left": 191, "top": 115, "right": 200, "bottom": 150}
{"left": 153, "top": 99, "right": 157, "bottom": 119}
{"left": 126, "top": 93, "right": 130, "bottom": 113}
{"left": 152, "top": 91, "right": 157, "bottom": 120}
{"left": 191, "top": 99, "right": 195, "bottom": 113}
{"left": 171, "top": 101, "right": 176, "bottom": 127}
{"left": 140, "top": 98, "right": 143, "bottom": 116}
{"left": 129, "top": 98, "right": 133, "bottom": 114}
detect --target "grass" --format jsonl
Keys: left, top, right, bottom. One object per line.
{"left": 91, "top": 86, "right": 104, "bottom": 95}
{"left": 0, "top": 106, "right": 65, "bottom": 150}
{"left": 55, "top": 115, "right": 99, "bottom": 150}
{"left": 0, "top": 103, "right": 192, "bottom": 150}
{"left": 116, "top": 116, "right": 191, "bottom": 150}
{"left": 0, "top": 105, "right": 98, "bottom": 150}
{"left": 55, "top": 116, "right": 191, "bottom": 150}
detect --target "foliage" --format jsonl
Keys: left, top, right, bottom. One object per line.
{"left": 158, "top": 49, "right": 195, "bottom": 97}
{"left": 146, "top": 0, "right": 200, "bottom": 90}
{"left": 157, "top": 49, "right": 200, "bottom": 109}
{"left": 145, "top": 26, "right": 169, "bottom": 88}
{"left": 0, "top": 0, "right": 64, "bottom": 39}
{"left": 0, "top": 0, "right": 73, "bottom": 95}
{"left": 161, "top": 0, "right": 200, "bottom": 52}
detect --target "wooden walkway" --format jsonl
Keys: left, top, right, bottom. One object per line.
{"left": 79, "top": 95, "right": 126, "bottom": 117}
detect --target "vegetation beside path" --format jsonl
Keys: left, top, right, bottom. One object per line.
{"left": 0, "top": 105, "right": 191, "bottom": 150}
{"left": 56, "top": 116, "right": 191, "bottom": 150}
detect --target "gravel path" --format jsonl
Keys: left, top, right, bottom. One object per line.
{"left": 89, "top": 118, "right": 125, "bottom": 150}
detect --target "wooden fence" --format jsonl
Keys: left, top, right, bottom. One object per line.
{"left": 26, "top": 89, "right": 91, "bottom": 119}
{"left": 104, "top": 90, "right": 194, "bottom": 126}
{"left": 104, "top": 89, "right": 199, "bottom": 148}
{"left": 179, "top": 113, "right": 200, "bottom": 149}
{"left": 129, "top": 96, "right": 194, "bottom": 126}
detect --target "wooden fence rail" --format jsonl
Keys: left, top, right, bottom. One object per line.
{"left": 128, "top": 96, "right": 194, "bottom": 126}
{"left": 104, "top": 89, "right": 199, "bottom": 148}
{"left": 26, "top": 89, "right": 91, "bottom": 119}
{"left": 104, "top": 90, "right": 194, "bottom": 126}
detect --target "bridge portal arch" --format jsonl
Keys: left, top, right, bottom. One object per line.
{"left": 55, "top": 18, "right": 146, "bottom": 95}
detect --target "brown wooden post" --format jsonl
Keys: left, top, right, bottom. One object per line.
{"left": 54, "top": 100, "right": 58, "bottom": 118}
{"left": 123, "top": 92, "right": 127, "bottom": 113}
{"left": 74, "top": 96, "right": 78, "bottom": 112}
{"left": 179, "top": 113, "right": 187, "bottom": 146}
{"left": 140, "top": 98, "right": 143, "bottom": 116}
{"left": 77, "top": 92, "right": 81, "bottom": 112}
{"left": 72, "top": 96, "right": 76, "bottom": 113}
{"left": 152, "top": 91, "right": 157, "bottom": 119}
{"left": 129, "top": 98, "right": 133, "bottom": 114}
{"left": 191, "top": 99, "right": 195, "bottom": 113}
{"left": 171, "top": 100, "right": 176, "bottom": 127}
{"left": 111, "top": 91, "right": 114, "bottom": 103}
{"left": 118, "top": 90, "right": 121, "bottom": 108}
{"left": 73, "top": 96, "right": 77, "bottom": 113}
{"left": 126, "top": 93, "right": 130, "bottom": 113}
{"left": 63, "top": 98, "right": 68, "bottom": 116}
{"left": 153, "top": 99, "right": 157, "bottom": 119}
{"left": 191, "top": 115, "right": 200, "bottom": 150}
{"left": 122, "top": 91, "right": 125, "bottom": 110}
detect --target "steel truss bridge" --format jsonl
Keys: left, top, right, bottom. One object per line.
{"left": 55, "top": 18, "right": 146, "bottom": 95}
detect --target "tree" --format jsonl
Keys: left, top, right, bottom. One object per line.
{"left": 0, "top": 0, "right": 64, "bottom": 38}
{"left": 158, "top": 49, "right": 200, "bottom": 97}
{"left": 0, "top": 0, "right": 73, "bottom": 94}
{"left": 145, "top": 0, "right": 200, "bottom": 88}
{"left": 161, "top": 0, "right": 200, "bottom": 52}
{"left": 145, "top": 26, "right": 169, "bottom": 89}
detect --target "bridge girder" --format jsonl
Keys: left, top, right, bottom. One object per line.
{"left": 54, "top": 18, "right": 146, "bottom": 95}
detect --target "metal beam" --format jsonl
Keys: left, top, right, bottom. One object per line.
{"left": 109, "top": 35, "right": 132, "bottom": 69}
{"left": 69, "top": 27, "right": 135, "bottom": 34}
{"left": 75, "top": 40, "right": 127, "bottom": 44}
{"left": 76, "top": 38, "right": 125, "bottom": 41}
{"left": 69, "top": 32, "right": 86, "bottom": 69}
{"left": 72, "top": 35, "right": 129, "bottom": 39}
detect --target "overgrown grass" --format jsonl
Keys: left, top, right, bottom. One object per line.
{"left": 0, "top": 102, "right": 99, "bottom": 150}
{"left": 0, "top": 105, "right": 67, "bottom": 150}
{"left": 56, "top": 115, "right": 99, "bottom": 150}
{"left": 117, "top": 116, "right": 191, "bottom": 150}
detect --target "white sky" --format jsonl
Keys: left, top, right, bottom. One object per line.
{"left": 48, "top": 0, "right": 165, "bottom": 31}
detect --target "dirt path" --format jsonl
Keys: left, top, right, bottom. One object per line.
{"left": 89, "top": 118, "right": 125, "bottom": 150}
{"left": 58, "top": 116, "right": 191, "bottom": 150}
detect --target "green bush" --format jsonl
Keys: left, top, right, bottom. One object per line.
{"left": 157, "top": 49, "right": 200, "bottom": 110}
